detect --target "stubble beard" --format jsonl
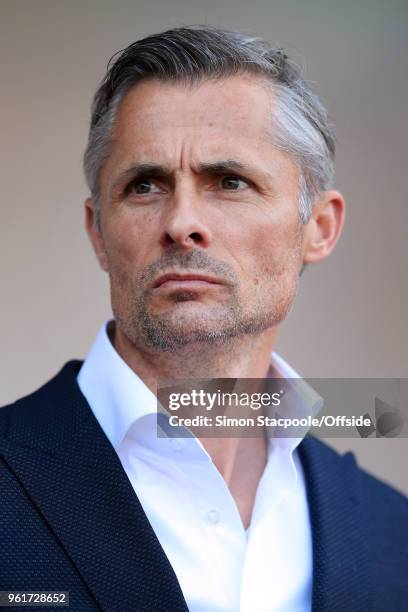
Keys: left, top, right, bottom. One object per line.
{"left": 109, "top": 246, "right": 301, "bottom": 354}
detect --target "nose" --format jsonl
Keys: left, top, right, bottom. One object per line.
{"left": 160, "top": 186, "right": 212, "bottom": 250}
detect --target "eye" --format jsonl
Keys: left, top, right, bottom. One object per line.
{"left": 127, "top": 179, "right": 162, "bottom": 195}
{"left": 220, "top": 175, "right": 249, "bottom": 190}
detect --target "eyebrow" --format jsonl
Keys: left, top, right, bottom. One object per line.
{"left": 109, "top": 159, "right": 259, "bottom": 196}
{"left": 196, "top": 160, "right": 252, "bottom": 175}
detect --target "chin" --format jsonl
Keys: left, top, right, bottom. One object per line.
{"left": 137, "top": 306, "right": 237, "bottom": 351}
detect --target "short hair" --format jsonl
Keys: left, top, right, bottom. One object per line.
{"left": 83, "top": 25, "right": 335, "bottom": 229}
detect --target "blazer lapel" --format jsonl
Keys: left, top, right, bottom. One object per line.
{"left": 0, "top": 361, "right": 189, "bottom": 612}
{"left": 298, "top": 435, "right": 373, "bottom": 612}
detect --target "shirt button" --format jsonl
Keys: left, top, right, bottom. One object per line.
{"left": 206, "top": 509, "right": 220, "bottom": 525}
{"left": 170, "top": 439, "right": 183, "bottom": 451}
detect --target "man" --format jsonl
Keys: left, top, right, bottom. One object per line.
{"left": 0, "top": 26, "right": 406, "bottom": 612}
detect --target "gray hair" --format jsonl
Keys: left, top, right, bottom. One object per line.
{"left": 83, "top": 25, "right": 335, "bottom": 229}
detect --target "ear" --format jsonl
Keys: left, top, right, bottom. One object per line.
{"left": 84, "top": 198, "right": 109, "bottom": 272}
{"left": 302, "top": 190, "right": 345, "bottom": 264}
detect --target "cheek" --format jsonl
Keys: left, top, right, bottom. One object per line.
{"left": 103, "top": 211, "right": 157, "bottom": 275}
{"left": 239, "top": 218, "right": 302, "bottom": 282}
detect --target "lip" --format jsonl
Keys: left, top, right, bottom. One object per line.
{"left": 152, "top": 272, "right": 223, "bottom": 289}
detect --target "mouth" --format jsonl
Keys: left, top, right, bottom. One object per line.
{"left": 151, "top": 272, "right": 223, "bottom": 290}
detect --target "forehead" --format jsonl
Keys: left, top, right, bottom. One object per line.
{"left": 111, "top": 74, "right": 275, "bottom": 157}
{"left": 100, "top": 73, "right": 300, "bottom": 195}
{"left": 118, "top": 73, "right": 272, "bottom": 118}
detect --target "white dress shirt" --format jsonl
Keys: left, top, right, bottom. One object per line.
{"left": 77, "top": 321, "right": 315, "bottom": 611}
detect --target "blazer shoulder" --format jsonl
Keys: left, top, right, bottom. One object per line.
{"left": 301, "top": 435, "right": 408, "bottom": 515}
{"left": 357, "top": 456, "right": 408, "bottom": 517}
{"left": 300, "top": 437, "right": 408, "bottom": 532}
{"left": 355, "top": 453, "right": 408, "bottom": 588}
{"left": 0, "top": 360, "right": 84, "bottom": 439}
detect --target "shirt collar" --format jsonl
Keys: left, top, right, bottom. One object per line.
{"left": 77, "top": 320, "right": 157, "bottom": 449}
{"left": 77, "top": 320, "right": 322, "bottom": 455}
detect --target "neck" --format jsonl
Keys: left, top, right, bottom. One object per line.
{"left": 111, "top": 320, "right": 280, "bottom": 526}
{"left": 112, "top": 321, "right": 279, "bottom": 391}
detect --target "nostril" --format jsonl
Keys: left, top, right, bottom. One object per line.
{"left": 189, "top": 232, "right": 202, "bottom": 243}
{"left": 161, "top": 229, "right": 208, "bottom": 249}
{"left": 163, "top": 232, "right": 176, "bottom": 246}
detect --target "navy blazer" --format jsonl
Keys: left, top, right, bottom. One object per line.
{"left": 0, "top": 361, "right": 407, "bottom": 611}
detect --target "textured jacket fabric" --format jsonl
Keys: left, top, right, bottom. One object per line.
{"left": 0, "top": 361, "right": 407, "bottom": 612}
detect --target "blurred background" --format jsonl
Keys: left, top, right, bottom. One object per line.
{"left": 1, "top": 0, "right": 407, "bottom": 492}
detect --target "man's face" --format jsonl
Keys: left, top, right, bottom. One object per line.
{"left": 93, "top": 74, "right": 306, "bottom": 352}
